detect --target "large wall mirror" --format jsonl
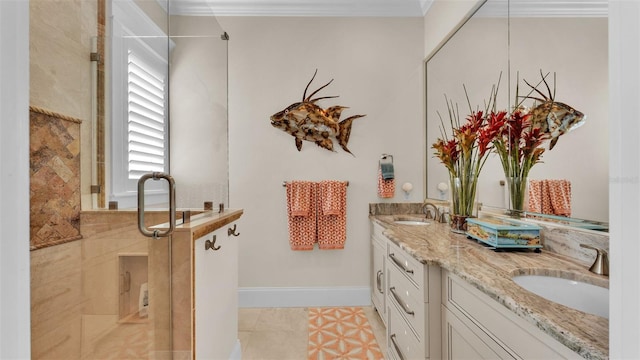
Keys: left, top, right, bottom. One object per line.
{"left": 426, "top": 0, "right": 608, "bottom": 228}
{"left": 105, "top": 0, "right": 229, "bottom": 210}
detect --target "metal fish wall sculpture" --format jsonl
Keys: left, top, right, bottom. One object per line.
{"left": 520, "top": 70, "right": 586, "bottom": 150}
{"left": 270, "top": 70, "right": 365, "bottom": 155}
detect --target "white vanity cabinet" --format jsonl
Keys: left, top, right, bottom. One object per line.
{"left": 194, "top": 221, "right": 240, "bottom": 359}
{"left": 370, "top": 216, "right": 604, "bottom": 359}
{"left": 386, "top": 239, "right": 441, "bottom": 360}
{"left": 371, "top": 222, "right": 387, "bottom": 325}
{"left": 441, "top": 270, "right": 580, "bottom": 360}
{"left": 371, "top": 220, "right": 441, "bottom": 360}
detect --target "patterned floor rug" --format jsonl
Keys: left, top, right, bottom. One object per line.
{"left": 308, "top": 307, "right": 384, "bottom": 360}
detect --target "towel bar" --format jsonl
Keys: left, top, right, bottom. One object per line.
{"left": 282, "top": 181, "right": 349, "bottom": 187}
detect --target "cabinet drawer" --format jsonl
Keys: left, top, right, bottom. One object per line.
{"left": 442, "top": 305, "right": 515, "bottom": 360}
{"left": 443, "top": 271, "right": 579, "bottom": 359}
{"left": 388, "top": 240, "right": 426, "bottom": 290}
{"left": 388, "top": 263, "right": 426, "bottom": 342}
{"left": 387, "top": 301, "right": 425, "bottom": 360}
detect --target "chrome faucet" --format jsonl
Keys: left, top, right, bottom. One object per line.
{"left": 580, "top": 244, "right": 609, "bottom": 276}
{"left": 422, "top": 202, "right": 440, "bottom": 221}
{"left": 438, "top": 210, "right": 450, "bottom": 224}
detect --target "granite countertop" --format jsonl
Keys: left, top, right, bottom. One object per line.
{"left": 371, "top": 214, "right": 608, "bottom": 360}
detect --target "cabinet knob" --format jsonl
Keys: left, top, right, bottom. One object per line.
{"left": 205, "top": 235, "right": 221, "bottom": 251}
{"left": 228, "top": 224, "right": 240, "bottom": 237}
{"left": 376, "top": 270, "right": 384, "bottom": 294}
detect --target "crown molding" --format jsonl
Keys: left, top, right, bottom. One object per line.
{"left": 157, "top": 0, "right": 607, "bottom": 18}
{"left": 477, "top": 0, "right": 608, "bottom": 18}
{"left": 163, "top": 0, "right": 425, "bottom": 17}
{"left": 420, "top": 0, "right": 434, "bottom": 15}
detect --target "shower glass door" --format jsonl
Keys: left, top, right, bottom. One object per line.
{"left": 79, "top": 0, "right": 229, "bottom": 358}
{"left": 80, "top": 1, "right": 173, "bottom": 358}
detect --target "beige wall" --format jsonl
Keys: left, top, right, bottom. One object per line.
{"left": 219, "top": 16, "right": 425, "bottom": 292}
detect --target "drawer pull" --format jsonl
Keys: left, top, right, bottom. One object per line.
{"left": 389, "top": 253, "right": 414, "bottom": 274}
{"left": 376, "top": 270, "right": 384, "bottom": 294}
{"left": 389, "top": 286, "right": 414, "bottom": 316}
{"left": 390, "top": 334, "right": 406, "bottom": 360}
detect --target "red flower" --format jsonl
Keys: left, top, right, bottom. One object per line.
{"left": 479, "top": 111, "right": 507, "bottom": 156}
{"left": 432, "top": 138, "right": 460, "bottom": 174}
{"left": 467, "top": 111, "right": 485, "bottom": 133}
{"left": 493, "top": 107, "right": 551, "bottom": 180}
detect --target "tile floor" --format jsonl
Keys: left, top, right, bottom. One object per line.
{"left": 238, "top": 306, "right": 387, "bottom": 360}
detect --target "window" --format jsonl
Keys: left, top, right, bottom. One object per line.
{"left": 110, "top": 0, "right": 170, "bottom": 208}
{"left": 126, "top": 50, "right": 167, "bottom": 179}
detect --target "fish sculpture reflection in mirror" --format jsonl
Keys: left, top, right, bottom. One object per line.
{"left": 519, "top": 70, "right": 586, "bottom": 150}
{"left": 270, "top": 70, "right": 366, "bottom": 155}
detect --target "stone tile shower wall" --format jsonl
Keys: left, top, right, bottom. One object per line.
{"left": 30, "top": 106, "right": 82, "bottom": 250}
{"left": 29, "top": 106, "right": 83, "bottom": 359}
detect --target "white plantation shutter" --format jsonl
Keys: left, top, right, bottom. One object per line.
{"left": 127, "top": 51, "right": 167, "bottom": 179}
{"left": 111, "top": 0, "right": 171, "bottom": 208}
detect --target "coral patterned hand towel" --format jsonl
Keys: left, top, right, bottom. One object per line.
{"left": 528, "top": 180, "right": 543, "bottom": 213}
{"left": 377, "top": 167, "right": 395, "bottom": 198}
{"left": 547, "top": 179, "right": 572, "bottom": 217}
{"left": 286, "top": 181, "right": 317, "bottom": 250}
{"left": 528, "top": 179, "right": 572, "bottom": 217}
{"left": 317, "top": 180, "right": 347, "bottom": 250}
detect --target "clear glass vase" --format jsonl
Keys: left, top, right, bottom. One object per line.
{"left": 449, "top": 176, "right": 477, "bottom": 234}
{"left": 449, "top": 214, "right": 472, "bottom": 234}
{"left": 507, "top": 176, "right": 528, "bottom": 213}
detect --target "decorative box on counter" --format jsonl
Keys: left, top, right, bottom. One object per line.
{"left": 466, "top": 217, "right": 542, "bottom": 251}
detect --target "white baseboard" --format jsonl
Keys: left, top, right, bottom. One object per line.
{"left": 239, "top": 286, "right": 371, "bottom": 308}
{"left": 229, "top": 339, "right": 241, "bottom": 360}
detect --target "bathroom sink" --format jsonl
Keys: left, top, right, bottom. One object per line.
{"left": 512, "top": 275, "right": 608, "bottom": 318}
{"left": 393, "top": 217, "right": 430, "bottom": 226}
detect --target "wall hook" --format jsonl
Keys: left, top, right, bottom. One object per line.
{"left": 228, "top": 224, "right": 240, "bottom": 237}
{"left": 205, "top": 235, "right": 221, "bottom": 251}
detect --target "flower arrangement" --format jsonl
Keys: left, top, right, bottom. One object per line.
{"left": 431, "top": 86, "right": 504, "bottom": 224}
{"left": 492, "top": 105, "right": 549, "bottom": 210}
{"left": 433, "top": 72, "right": 581, "bottom": 221}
